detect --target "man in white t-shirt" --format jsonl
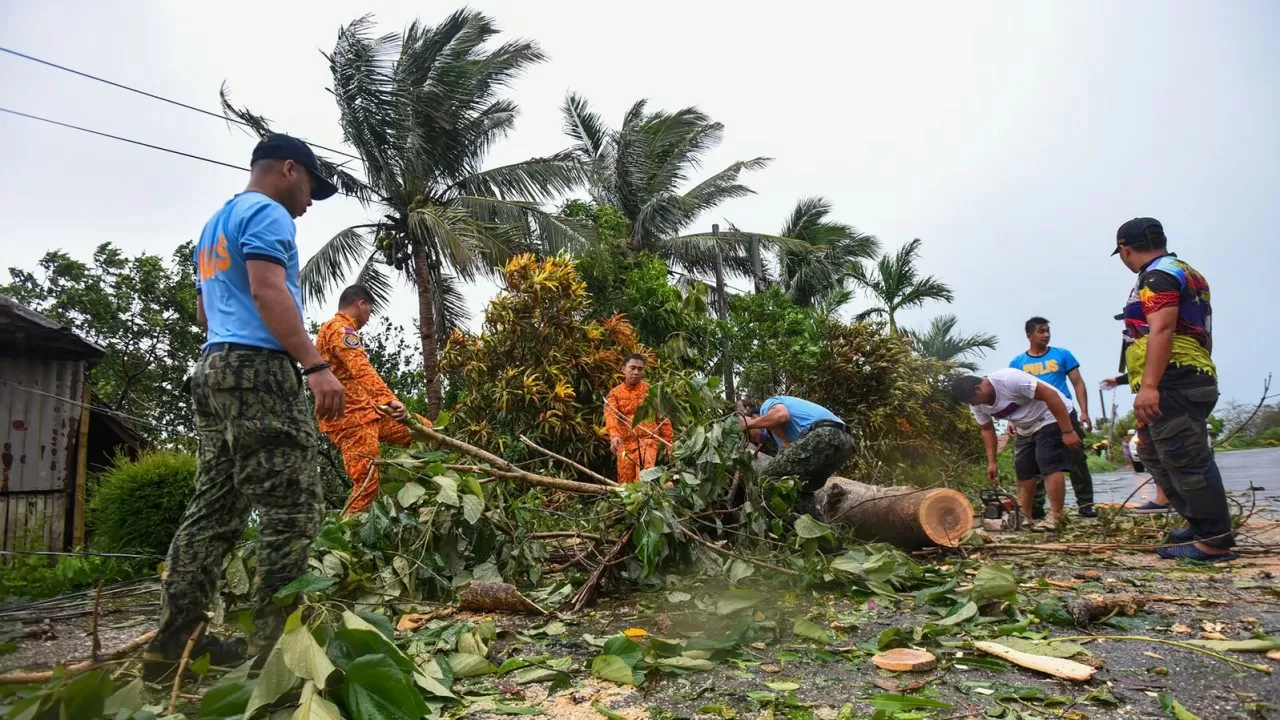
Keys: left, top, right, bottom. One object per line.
{"left": 951, "top": 368, "right": 1082, "bottom": 527}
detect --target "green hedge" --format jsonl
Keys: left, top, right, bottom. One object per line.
{"left": 89, "top": 451, "right": 197, "bottom": 555}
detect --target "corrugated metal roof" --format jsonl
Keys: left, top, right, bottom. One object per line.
{"left": 0, "top": 293, "right": 105, "bottom": 360}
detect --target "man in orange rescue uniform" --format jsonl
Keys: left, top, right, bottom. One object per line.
{"left": 604, "top": 354, "right": 673, "bottom": 483}
{"left": 316, "top": 284, "right": 429, "bottom": 515}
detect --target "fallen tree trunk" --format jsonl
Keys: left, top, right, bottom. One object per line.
{"left": 815, "top": 477, "right": 973, "bottom": 549}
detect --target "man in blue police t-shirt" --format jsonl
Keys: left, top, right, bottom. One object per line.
{"left": 1008, "top": 316, "right": 1095, "bottom": 517}
{"left": 740, "top": 396, "right": 855, "bottom": 516}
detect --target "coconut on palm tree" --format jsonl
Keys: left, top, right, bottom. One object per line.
{"left": 850, "top": 238, "right": 954, "bottom": 334}
{"left": 223, "top": 12, "right": 587, "bottom": 416}
{"left": 775, "top": 197, "right": 880, "bottom": 307}
{"left": 906, "top": 314, "right": 997, "bottom": 371}
{"left": 561, "top": 93, "right": 775, "bottom": 275}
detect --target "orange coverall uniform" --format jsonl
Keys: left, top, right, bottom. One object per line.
{"left": 316, "top": 311, "right": 429, "bottom": 515}
{"left": 604, "top": 380, "right": 673, "bottom": 484}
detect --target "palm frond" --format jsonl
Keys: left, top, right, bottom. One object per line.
{"left": 456, "top": 196, "right": 592, "bottom": 257}
{"left": 448, "top": 151, "right": 585, "bottom": 201}
{"left": 299, "top": 226, "right": 377, "bottom": 308}
{"left": 356, "top": 254, "right": 395, "bottom": 311}
{"left": 907, "top": 314, "right": 997, "bottom": 370}
{"left": 407, "top": 205, "right": 489, "bottom": 280}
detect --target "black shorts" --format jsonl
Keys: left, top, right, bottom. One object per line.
{"left": 1013, "top": 424, "right": 1073, "bottom": 480}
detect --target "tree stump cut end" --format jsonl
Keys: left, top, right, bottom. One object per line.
{"left": 918, "top": 489, "right": 974, "bottom": 548}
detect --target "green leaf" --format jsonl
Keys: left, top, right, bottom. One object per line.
{"left": 104, "top": 678, "right": 144, "bottom": 714}
{"left": 716, "top": 588, "right": 764, "bottom": 615}
{"left": 601, "top": 636, "right": 644, "bottom": 668}
{"left": 447, "top": 652, "right": 498, "bottom": 677}
{"left": 494, "top": 702, "right": 543, "bottom": 715}
{"left": 396, "top": 481, "right": 428, "bottom": 507}
{"left": 59, "top": 669, "right": 113, "bottom": 720}
{"left": 246, "top": 646, "right": 299, "bottom": 718}
{"left": 1183, "top": 638, "right": 1280, "bottom": 652}
{"left": 336, "top": 654, "right": 430, "bottom": 720}
{"left": 201, "top": 677, "right": 257, "bottom": 720}
{"left": 998, "top": 637, "right": 1087, "bottom": 658}
{"left": 726, "top": 558, "right": 755, "bottom": 583}
{"left": 667, "top": 591, "right": 692, "bottom": 603}
{"left": 1158, "top": 694, "right": 1202, "bottom": 720}
{"left": 413, "top": 670, "right": 456, "bottom": 699}
{"left": 970, "top": 565, "right": 1018, "bottom": 603}
{"left": 914, "top": 579, "right": 958, "bottom": 607}
{"left": 462, "top": 494, "right": 484, "bottom": 524}
{"left": 794, "top": 514, "right": 834, "bottom": 539}
{"left": 273, "top": 572, "right": 338, "bottom": 602}
{"left": 188, "top": 652, "right": 212, "bottom": 677}
{"left": 281, "top": 610, "right": 337, "bottom": 688}
{"left": 591, "top": 655, "right": 639, "bottom": 685}
{"left": 793, "top": 618, "right": 835, "bottom": 644}
{"left": 432, "top": 475, "right": 460, "bottom": 506}
{"left": 474, "top": 561, "right": 503, "bottom": 583}
{"left": 655, "top": 656, "right": 717, "bottom": 672}
{"left": 331, "top": 613, "right": 416, "bottom": 676}
{"left": 876, "top": 627, "right": 905, "bottom": 650}
{"left": 937, "top": 601, "right": 979, "bottom": 626}
{"left": 512, "top": 657, "right": 575, "bottom": 685}
{"left": 764, "top": 681, "right": 800, "bottom": 692}
{"left": 868, "top": 693, "right": 953, "bottom": 711}
{"left": 293, "top": 681, "right": 343, "bottom": 720}
{"left": 1032, "top": 597, "right": 1074, "bottom": 626}
{"left": 224, "top": 555, "right": 251, "bottom": 595}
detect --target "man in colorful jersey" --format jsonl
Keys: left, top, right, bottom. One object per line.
{"left": 145, "top": 134, "right": 343, "bottom": 679}
{"left": 1113, "top": 216, "right": 1234, "bottom": 560}
{"left": 952, "top": 368, "right": 1080, "bottom": 527}
{"left": 1009, "top": 316, "right": 1096, "bottom": 517}
{"left": 316, "top": 284, "right": 429, "bottom": 515}
{"left": 740, "top": 395, "right": 855, "bottom": 515}
{"left": 604, "top": 354, "right": 673, "bottom": 483}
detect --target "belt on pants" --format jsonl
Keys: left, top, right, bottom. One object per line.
{"left": 804, "top": 419, "right": 850, "bottom": 436}
{"left": 202, "top": 342, "right": 293, "bottom": 358}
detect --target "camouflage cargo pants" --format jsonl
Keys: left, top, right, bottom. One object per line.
{"left": 759, "top": 424, "right": 856, "bottom": 497}
{"left": 148, "top": 349, "right": 322, "bottom": 659}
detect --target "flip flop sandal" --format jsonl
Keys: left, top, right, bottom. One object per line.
{"left": 1155, "top": 544, "right": 1237, "bottom": 562}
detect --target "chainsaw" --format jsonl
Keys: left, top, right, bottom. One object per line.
{"left": 978, "top": 488, "right": 1023, "bottom": 532}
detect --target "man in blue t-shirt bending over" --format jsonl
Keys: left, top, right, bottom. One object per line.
{"left": 740, "top": 395, "right": 855, "bottom": 514}
{"left": 1008, "top": 316, "right": 1095, "bottom": 517}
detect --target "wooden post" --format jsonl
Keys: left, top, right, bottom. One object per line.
{"left": 72, "top": 382, "right": 90, "bottom": 548}
{"left": 712, "top": 224, "right": 735, "bottom": 401}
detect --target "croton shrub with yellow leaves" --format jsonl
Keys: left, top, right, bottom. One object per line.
{"left": 441, "top": 253, "right": 648, "bottom": 466}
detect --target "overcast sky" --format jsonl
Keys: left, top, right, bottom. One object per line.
{"left": 2, "top": 1, "right": 1277, "bottom": 417}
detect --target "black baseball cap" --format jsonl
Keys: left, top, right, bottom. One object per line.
{"left": 1112, "top": 217, "right": 1165, "bottom": 255}
{"left": 250, "top": 133, "right": 339, "bottom": 200}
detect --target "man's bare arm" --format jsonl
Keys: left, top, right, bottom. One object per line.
{"left": 1067, "top": 367, "right": 1089, "bottom": 420}
{"left": 246, "top": 261, "right": 324, "bottom": 366}
{"left": 744, "top": 404, "right": 791, "bottom": 431}
{"left": 1141, "top": 306, "right": 1178, "bottom": 391}
{"left": 980, "top": 422, "right": 998, "bottom": 464}
{"left": 196, "top": 300, "right": 207, "bottom": 331}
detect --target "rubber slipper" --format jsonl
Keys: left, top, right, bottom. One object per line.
{"left": 1155, "top": 544, "right": 1237, "bottom": 562}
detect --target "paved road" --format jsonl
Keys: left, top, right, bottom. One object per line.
{"left": 1090, "top": 446, "right": 1280, "bottom": 508}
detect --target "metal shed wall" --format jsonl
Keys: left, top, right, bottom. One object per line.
{"left": 0, "top": 355, "right": 86, "bottom": 555}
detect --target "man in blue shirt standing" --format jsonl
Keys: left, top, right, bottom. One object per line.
{"left": 144, "top": 134, "right": 345, "bottom": 680}
{"left": 740, "top": 395, "right": 855, "bottom": 515}
{"left": 1008, "top": 317, "right": 1095, "bottom": 517}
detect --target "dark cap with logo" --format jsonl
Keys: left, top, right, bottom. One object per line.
{"left": 250, "top": 133, "right": 339, "bottom": 201}
{"left": 1112, "top": 217, "right": 1165, "bottom": 256}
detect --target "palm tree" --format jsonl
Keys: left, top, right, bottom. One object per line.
{"left": 850, "top": 238, "right": 954, "bottom": 334}
{"left": 906, "top": 314, "right": 998, "bottom": 371}
{"left": 561, "top": 93, "right": 774, "bottom": 275}
{"left": 775, "top": 197, "right": 880, "bottom": 307}
{"left": 223, "top": 12, "right": 587, "bottom": 416}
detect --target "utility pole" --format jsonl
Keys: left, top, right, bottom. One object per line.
{"left": 749, "top": 235, "right": 765, "bottom": 293}
{"left": 712, "top": 224, "right": 735, "bottom": 401}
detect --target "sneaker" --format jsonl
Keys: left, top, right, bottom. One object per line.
{"left": 143, "top": 636, "right": 248, "bottom": 683}
{"left": 1131, "top": 501, "right": 1173, "bottom": 514}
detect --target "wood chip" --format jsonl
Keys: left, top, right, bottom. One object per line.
{"left": 1142, "top": 651, "right": 1166, "bottom": 660}
{"left": 973, "top": 641, "right": 1096, "bottom": 682}
{"left": 871, "top": 648, "right": 937, "bottom": 672}
{"left": 1200, "top": 632, "right": 1229, "bottom": 641}
{"left": 1266, "top": 650, "right": 1280, "bottom": 662}
{"left": 760, "top": 664, "right": 781, "bottom": 674}
{"left": 1202, "top": 621, "right": 1226, "bottom": 633}
{"left": 1170, "top": 623, "right": 1192, "bottom": 635}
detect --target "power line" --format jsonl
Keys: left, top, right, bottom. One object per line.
{"left": 0, "top": 106, "right": 249, "bottom": 172}
{"left": 0, "top": 45, "right": 363, "bottom": 162}
{"left": 0, "top": 378, "right": 181, "bottom": 434}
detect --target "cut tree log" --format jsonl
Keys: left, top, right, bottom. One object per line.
{"left": 973, "top": 641, "right": 1096, "bottom": 682}
{"left": 871, "top": 648, "right": 937, "bottom": 672}
{"left": 457, "top": 582, "right": 545, "bottom": 614}
{"left": 815, "top": 477, "right": 973, "bottom": 549}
